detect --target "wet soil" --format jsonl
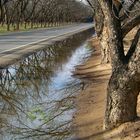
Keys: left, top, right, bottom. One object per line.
{"left": 73, "top": 37, "right": 140, "bottom": 140}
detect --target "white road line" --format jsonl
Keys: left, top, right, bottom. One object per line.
{"left": 0, "top": 36, "right": 56, "bottom": 54}
{"left": 0, "top": 25, "right": 93, "bottom": 55}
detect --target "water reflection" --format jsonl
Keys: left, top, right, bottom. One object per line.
{"left": 0, "top": 30, "right": 93, "bottom": 140}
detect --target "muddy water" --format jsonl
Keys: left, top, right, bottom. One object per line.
{"left": 0, "top": 30, "right": 93, "bottom": 140}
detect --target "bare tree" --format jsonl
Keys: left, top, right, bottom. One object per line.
{"left": 0, "top": 0, "right": 92, "bottom": 31}
{"left": 87, "top": 0, "right": 140, "bottom": 129}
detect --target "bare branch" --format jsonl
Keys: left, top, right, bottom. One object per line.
{"left": 126, "top": 28, "right": 140, "bottom": 62}
{"left": 120, "top": 0, "right": 138, "bottom": 21}
{"left": 86, "top": 0, "right": 95, "bottom": 10}
{"left": 122, "top": 14, "right": 140, "bottom": 38}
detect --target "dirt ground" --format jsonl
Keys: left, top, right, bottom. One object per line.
{"left": 73, "top": 37, "right": 140, "bottom": 140}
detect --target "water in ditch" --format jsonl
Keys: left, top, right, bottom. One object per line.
{"left": 0, "top": 30, "right": 94, "bottom": 140}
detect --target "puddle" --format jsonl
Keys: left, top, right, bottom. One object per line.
{"left": 0, "top": 29, "right": 94, "bottom": 140}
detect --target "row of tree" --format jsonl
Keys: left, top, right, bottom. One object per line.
{"left": 0, "top": 0, "right": 92, "bottom": 31}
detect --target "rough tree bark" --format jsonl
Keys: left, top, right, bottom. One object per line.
{"left": 88, "top": 0, "right": 140, "bottom": 129}
{"left": 100, "top": 22, "right": 110, "bottom": 63}
{"left": 105, "top": 28, "right": 140, "bottom": 129}
{"left": 87, "top": 0, "right": 111, "bottom": 63}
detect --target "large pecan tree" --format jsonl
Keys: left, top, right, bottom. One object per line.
{"left": 87, "top": 0, "right": 140, "bottom": 129}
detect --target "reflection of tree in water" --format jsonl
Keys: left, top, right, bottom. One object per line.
{"left": 0, "top": 30, "right": 93, "bottom": 140}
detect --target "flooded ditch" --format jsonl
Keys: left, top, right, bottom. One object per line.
{"left": 0, "top": 29, "right": 94, "bottom": 140}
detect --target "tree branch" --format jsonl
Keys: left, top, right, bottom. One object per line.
{"left": 120, "top": 0, "right": 138, "bottom": 21}
{"left": 122, "top": 14, "right": 140, "bottom": 38}
{"left": 126, "top": 28, "right": 140, "bottom": 62}
{"left": 86, "top": 0, "right": 95, "bottom": 10}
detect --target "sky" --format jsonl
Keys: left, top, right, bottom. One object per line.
{"left": 77, "top": 0, "right": 88, "bottom": 4}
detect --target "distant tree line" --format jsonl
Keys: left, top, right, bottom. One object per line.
{"left": 0, "top": 0, "right": 92, "bottom": 31}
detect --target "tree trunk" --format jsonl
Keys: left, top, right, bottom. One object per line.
{"left": 16, "top": 21, "right": 20, "bottom": 30}
{"left": 99, "top": 22, "right": 110, "bottom": 63}
{"left": 7, "top": 21, "right": 10, "bottom": 31}
{"left": 104, "top": 67, "right": 139, "bottom": 129}
{"left": 24, "top": 22, "right": 27, "bottom": 29}
{"left": 91, "top": 0, "right": 110, "bottom": 64}
{"left": 31, "top": 21, "right": 33, "bottom": 29}
{"left": 89, "top": 0, "right": 140, "bottom": 130}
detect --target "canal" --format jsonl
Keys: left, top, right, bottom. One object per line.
{"left": 0, "top": 29, "right": 94, "bottom": 140}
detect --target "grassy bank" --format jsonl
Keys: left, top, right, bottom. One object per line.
{"left": 0, "top": 22, "right": 72, "bottom": 34}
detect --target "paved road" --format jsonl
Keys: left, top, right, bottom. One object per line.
{"left": 0, "top": 23, "right": 94, "bottom": 54}
{"left": 0, "top": 23, "right": 94, "bottom": 68}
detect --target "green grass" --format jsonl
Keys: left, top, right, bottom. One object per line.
{"left": 0, "top": 24, "right": 34, "bottom": 33}
{"left": 0, "top": 22, "right": 72, "bottom": 34}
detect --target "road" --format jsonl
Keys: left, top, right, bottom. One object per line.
{"left": 0, "top": 23, "right": 94, "bottom": 68}
{"left": 0, "top": 23, "right": 93, "bottom": 54}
